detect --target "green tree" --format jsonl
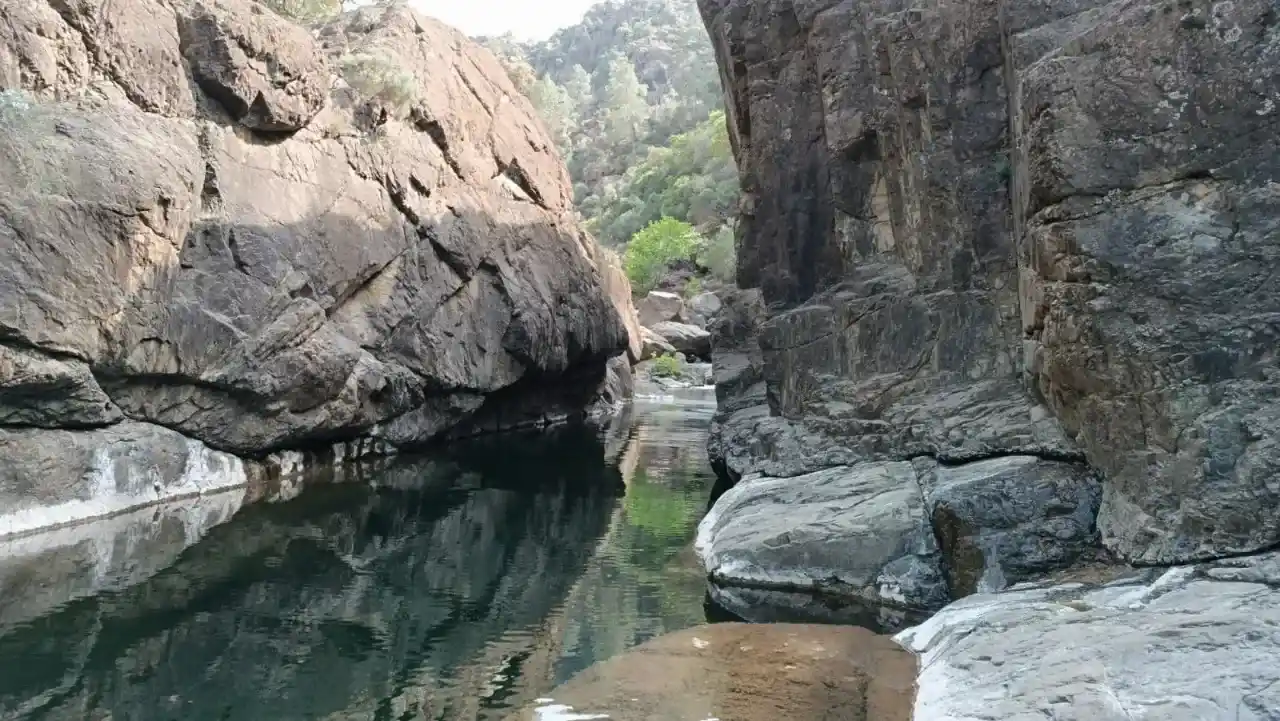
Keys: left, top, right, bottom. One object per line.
{"left": 600, "top": 53, "right": 648, "bottom": 146}
{"left": 699, "top": 224, "right": 737, "bottom": 283}
{"left": 260, "top": 0, "right": 340, "bottom": 21}
{"left": 528, "top": 75, "right": 576, "bottom": 149}
{"left": 623, "top": 217, "right": 700, "bottom": 293}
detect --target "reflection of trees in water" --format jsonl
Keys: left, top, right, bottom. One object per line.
{"left": 0, "top": 427, "right": 623, "bottom": 721}
{"left": 550, "top": 401, "right": 717, "bottom": 682}
{"left": 0, "top": 403, "right": 720, "bottom": 721}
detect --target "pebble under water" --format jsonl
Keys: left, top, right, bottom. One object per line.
{"left": 0, "top": 392, "right": 721, "bottom": 721}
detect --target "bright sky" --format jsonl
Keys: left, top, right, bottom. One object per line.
{"left": 407, "top": 0, "right": 605, "bottom": 40}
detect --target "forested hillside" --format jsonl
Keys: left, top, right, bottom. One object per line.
{"left": 480, "top": 0, "right": 738, "bottom": 289}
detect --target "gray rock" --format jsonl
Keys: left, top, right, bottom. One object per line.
{"left": 0, "top": 0, "right": 636, "bottom": 535}
{"left": 178, "top": 1, "right": 329, "bottom": 132}
{"left": 684, "top": 291, "right": 723, "bottom": 327}
{"left": 697, "top": 0, "right": 1280, "bottom": 564}
{"left": 917, "top": 456, "right": 1101, "bottom": 597}
{"left": 696, "top": 462, "right": 949, "bottom": 611}
{"left": 699, "top": 452, "right": 1104, "bottom": 609}
{"left": 0, "top": 344, "right": 122, "bottom": 428}
{"left": 650, "top": 321, "right": 712, "bottom": 360}
{"left": 897, "top": 555, "right": 1280, "bottom": 721}
{"left": 0, "top": 422, "right": 252, "bottom": 539}
{"left": 636, "top": 290, "right": 685, "bottom": 327}
{"left": 639, "top": 326, "right": 677, "bottom": 361}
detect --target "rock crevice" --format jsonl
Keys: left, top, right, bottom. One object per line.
{"left": 697, "top": 0, "right": 1280, "bottom": 612}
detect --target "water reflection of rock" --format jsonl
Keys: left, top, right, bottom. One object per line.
{"left": 0, "top": 424, "right": 626, "bottom": 721}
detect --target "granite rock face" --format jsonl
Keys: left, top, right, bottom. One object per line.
{"left": 637, "top": 290, "right": 686, "bottom": 327}
{"left": 897, "top": 555, "right": 1280, "bottom": 721}
{"left": 0, "top": 0, "right": 632, "bottom": 535}
{"left": 697, "top": 0, "right": 1280, "bottom": 567}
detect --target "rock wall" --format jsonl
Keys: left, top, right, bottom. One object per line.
{"left": 697, "top": 0, "right": 1280, "bottom": 608}
{"left": 0, "top": 0, "right": 635, "bottom": 534}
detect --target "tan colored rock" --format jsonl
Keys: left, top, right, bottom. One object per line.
{"left": 505, "top": 623, "right": 916, "bottom": 721}
{"left": 637, "top": 290, "right": 685, "bottom": 326}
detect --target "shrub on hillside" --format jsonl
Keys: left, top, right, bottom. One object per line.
{"left": 260, "top": 0, "right": 341, "bottom": 22}
{"left": 623, "top": 217, "right": 700, "bottom": 294}
{"left": 699, "top": 223, "right": 736, "bottom": 283}
{"left": 340, "top": 50, "right": 417, "bottom": 115}
{"left": 651, "top": 353, "right": 683, "bottom": 378}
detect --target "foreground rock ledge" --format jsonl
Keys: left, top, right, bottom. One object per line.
{"left": 505, "top": 623, "right": 916, "bottom": 721}
{"left": 897, "top": 553, "right": 1280, "bottom": 721}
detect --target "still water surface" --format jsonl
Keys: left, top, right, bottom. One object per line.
{"left": 0, "top": 394, "right": 719, "bottom": 721}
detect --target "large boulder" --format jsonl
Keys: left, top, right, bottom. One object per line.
{"left": 636, "top": 290, "right": 685, "bottom": 326}
{"left": 650, "top": 321, "right": 712, "bottom": 359}
{"left": 0, "top": 0, "right": 628, "bottom": 535}
{"left": 684, "top": 290, "right": 723, "bottom": 328}
{"left": 696, "top": 455, "right": 1100, "bottom": 610}
{"left": 696, "top": 0, "right": 1280, "bottom": 567}
{"left": 639, "top": 326, "right": 677, "bottom": 361}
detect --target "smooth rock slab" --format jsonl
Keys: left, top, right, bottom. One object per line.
{"left": 698, "top": 455, "right": 1104, "bottom": 610}
{"left": 696, "top": 462, "right": 949, "bottom": 610}
{"left": 896, "top": 555, "right": 1280, "bottom": 721}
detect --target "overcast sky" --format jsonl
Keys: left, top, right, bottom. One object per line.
{"left": 407, "top": 0, "right": 605, "bottom": 40}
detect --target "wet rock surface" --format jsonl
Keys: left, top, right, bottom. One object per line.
{"left": 507, "top": 623, "right": 916, "bottom": 721}
{"left": 0, "top": 0, "right": 635, "bottom": 534}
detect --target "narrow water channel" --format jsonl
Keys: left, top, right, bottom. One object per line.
{"left": 0, "top": 392, "right": 719, "bottom": 721}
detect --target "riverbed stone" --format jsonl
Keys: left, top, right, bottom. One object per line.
{"left": 897, "top": 554, "right": 1280, "bottom": 721}
{"left": 684, "top": 290, "right": 723, "bottom": 328}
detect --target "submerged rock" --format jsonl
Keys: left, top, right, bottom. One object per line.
{"left": 506, "top": 623, "right": 916, "bottom": 721}
{"left": 897, "top": 554, "right": 1280, "bottom": 721}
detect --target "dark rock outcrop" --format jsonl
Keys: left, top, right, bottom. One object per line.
{"left": 697, "top": 0, "right": 1280, "bottom": 611}
{"left": 0, "top": 0, "right": 635, "bottom": 535}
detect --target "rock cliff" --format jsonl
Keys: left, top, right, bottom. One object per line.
{"left": 0, "top": 0, "right": 635, "bottom": 534}
{"left": 697, "top": 0, "right": 1279, "bottom": 610}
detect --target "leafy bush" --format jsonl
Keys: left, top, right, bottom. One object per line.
{"left": 340, "top": 51, "right": 417, "bottom": 115}
{"left": 682, "top": 276, "right": 702, "bottom": 299}
{"left": 651, "top": 353, "right": 683, "bottom": 378}
{"left": 698, "top": 223, "right": 736, "bottom": 283}
{"left": 623, "top": 217, "right": 700, "bottom": 293}
{"left": 260, "top": 0, "right": 341, "bottom": 22}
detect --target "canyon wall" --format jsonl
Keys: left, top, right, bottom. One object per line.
{"left": 0, "top": 0, "right": 636, "bottom": 534}
{"left": 697, "top": 0, "right": 1280, "bottom": 609}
